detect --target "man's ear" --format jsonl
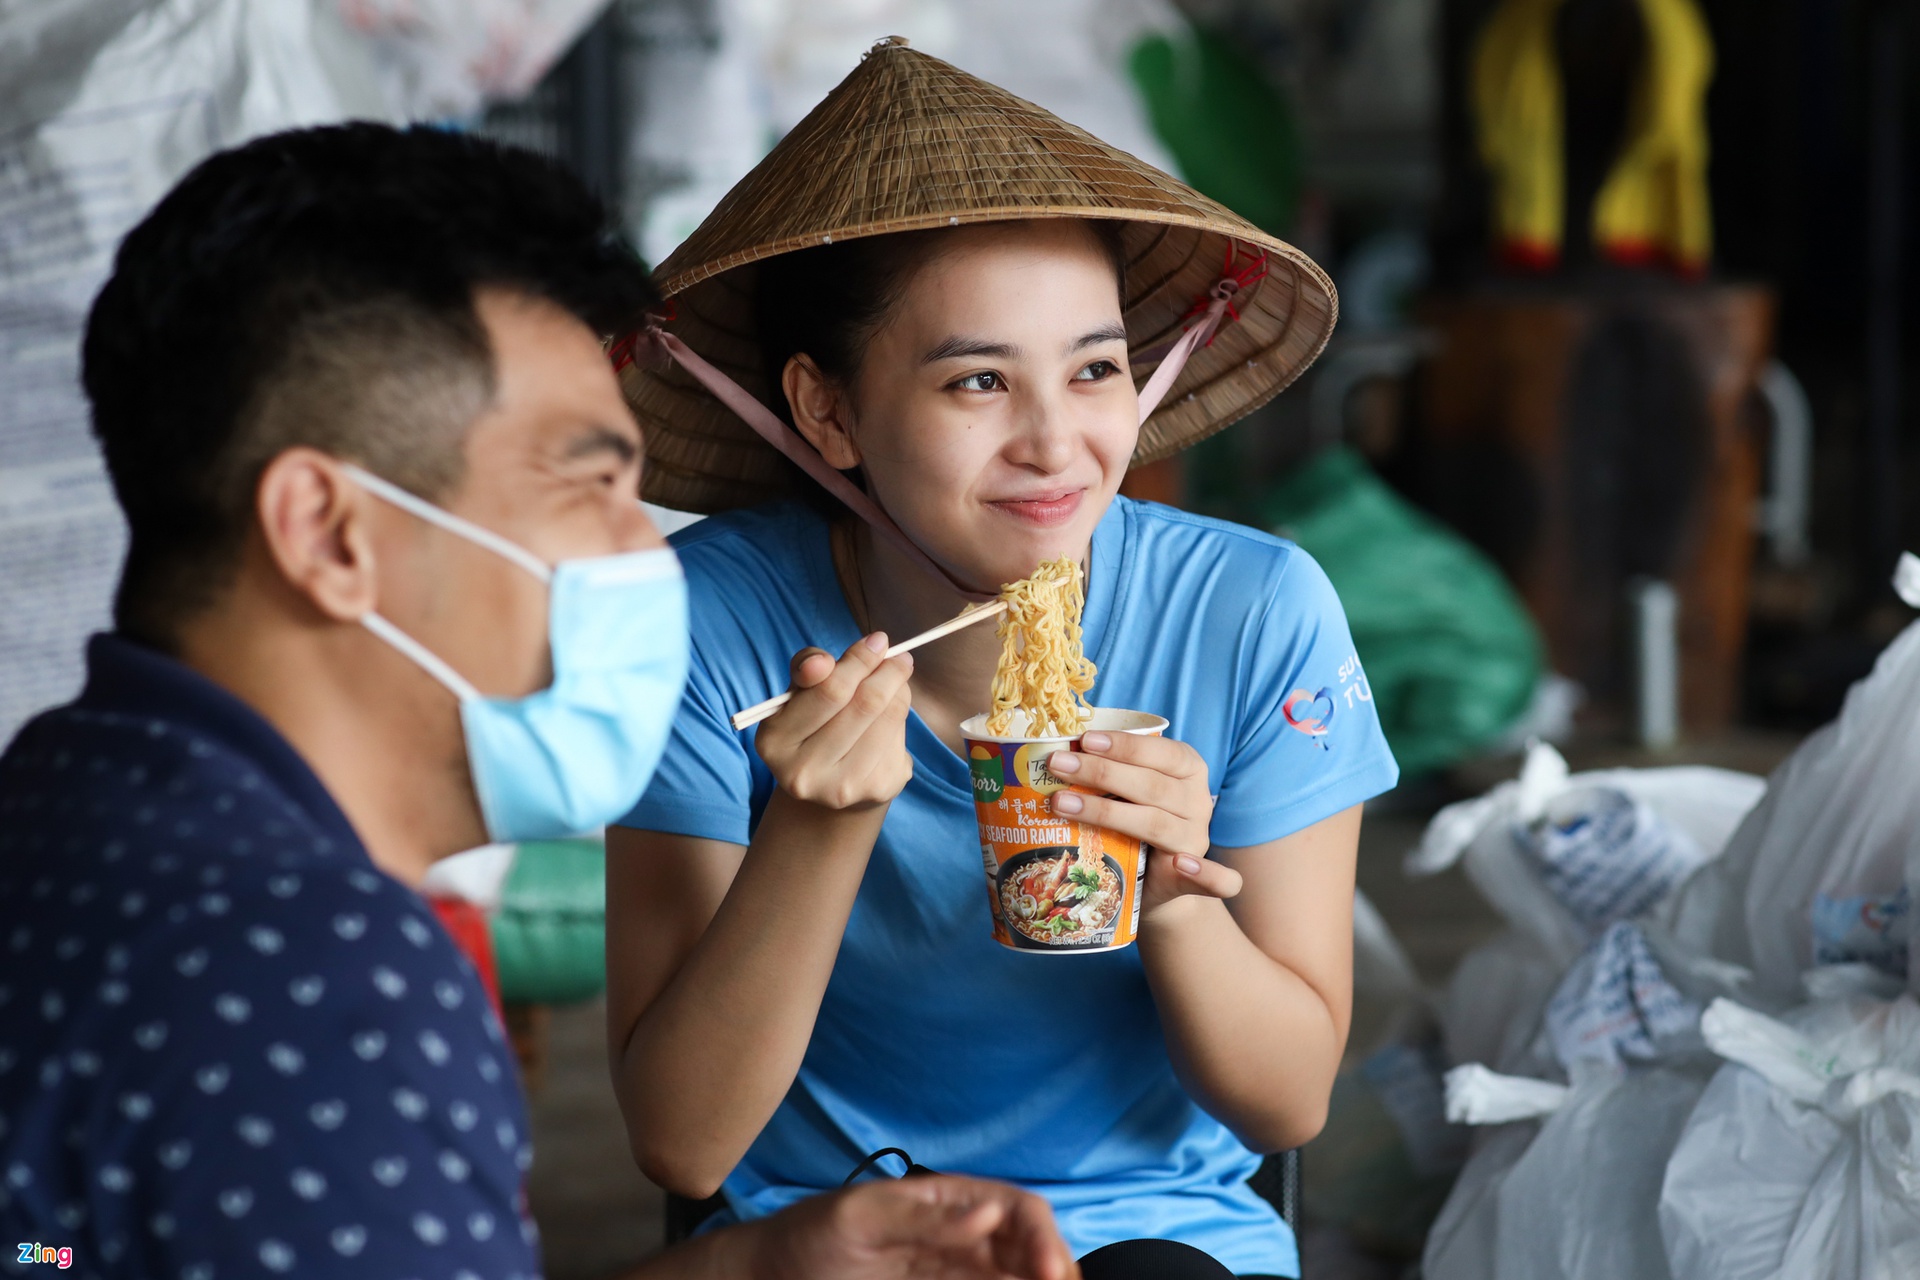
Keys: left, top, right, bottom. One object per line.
{"left": 254, "top": 448, "right": 382, "bottom": 623}
{"left": 782, "top": 354, "right": 862, "bottom": 469}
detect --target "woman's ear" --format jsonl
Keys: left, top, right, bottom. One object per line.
{"left": 782, "top": 354, "right": 863, "bottom": 469}
{"left": 254, "top": 447, "right": 382, "bottom": 623}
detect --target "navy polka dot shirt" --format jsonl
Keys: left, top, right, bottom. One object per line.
{"left": 0, "top": 636, "right": 541, "bottom": 1279}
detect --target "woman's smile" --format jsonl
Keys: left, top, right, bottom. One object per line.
{"left": 987, "top": 488, "right": 1085, "bottom": 528}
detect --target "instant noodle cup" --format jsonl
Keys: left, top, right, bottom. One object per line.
{"left": 960, "top": 709, "right": 1170, "bottom": 953}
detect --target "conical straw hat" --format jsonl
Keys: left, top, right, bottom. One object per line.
{"left": 623, "top": 37, "right": 1338, "bottom": 514}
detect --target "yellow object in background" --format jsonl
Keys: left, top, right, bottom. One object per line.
{"left": 1472, "top": 0, "right": 1714, "bottom": 274}
{"left": 1472, "top": 0, "right": 1566, "bottom": 270}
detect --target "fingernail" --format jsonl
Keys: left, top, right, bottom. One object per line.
{"left": 1177, "top": 855, "right": 1202, "bottom": 875}
{"left": 1052, "top": 792, "right": 1084, "bottom": 815}
{"left": 1082, "top": 732, "right": 1111, "bottom": 752}
{"left": 1047, "top": 751, "right": 1079, "bottom": 774}
{"left": 865, "top": 632, "right": 888, "bottom": 653}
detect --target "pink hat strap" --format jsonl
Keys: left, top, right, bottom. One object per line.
{"left": 619, "top": 248, "right": 1260, "bottom": 601}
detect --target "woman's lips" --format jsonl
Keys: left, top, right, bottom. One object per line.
{"left": 988, "top": 490, "right": 1084, "bottom": 527}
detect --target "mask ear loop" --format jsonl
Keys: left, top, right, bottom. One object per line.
{"left": 341, "top": 463, "right": 547, "bottom": 704}
{"left": 341, "top": 464, "right": 554, "bottom": 584}
{"left": 360, "top": 612, "right": 483, "bottom": 703}
{"left": 614, "top": 241, "right": 1264, "bottom": 595}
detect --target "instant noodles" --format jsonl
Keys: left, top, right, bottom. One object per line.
{"left": 962, "top": 708, "right": 1168, "bottom": 953}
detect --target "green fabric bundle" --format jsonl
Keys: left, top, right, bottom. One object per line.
{"left": 1261, "top": 448, "right": 1543, "bottom": 776}
{"left": 492, "top": 837, "right": 606, "bottom": 1005}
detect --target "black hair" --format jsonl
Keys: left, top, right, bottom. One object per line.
{"left": 82, "top": 122, "right": 659, "bottom": 648}
{"left": 752, "top": 218, "right": 1128, "bottom": 415}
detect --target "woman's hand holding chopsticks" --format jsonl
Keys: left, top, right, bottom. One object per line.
{"left": 754, "top": 632, "right": 915, "bottom": 812}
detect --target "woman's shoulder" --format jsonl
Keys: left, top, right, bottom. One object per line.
{"left": 665, "top": 500, "right": 831, "bottom": 643}
{"left": 1116, "top": 497, "right": 1322, "bottom": 600}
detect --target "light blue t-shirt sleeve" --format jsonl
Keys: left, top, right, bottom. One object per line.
{"left": 614, "top": 612, "right": 759, "bottom": 847}
{"left": 1209, "top": 545, "right": 1399, "bottom": 848}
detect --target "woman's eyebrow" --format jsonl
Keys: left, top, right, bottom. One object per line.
{"left": 922, "top": 334, "right": 1020, "bottom": 364}
{"left": 1066, "top": 321, "right": 1128, "bottom": 353}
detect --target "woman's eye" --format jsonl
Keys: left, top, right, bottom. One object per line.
{"left": 1074, "top": 360, "right": 1120, "bottom": 382}
{"left": 952, "top": 371, "right": 1005, "bottom": 393}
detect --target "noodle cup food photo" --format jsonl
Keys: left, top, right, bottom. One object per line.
{"left": 961, "top": 709, "right": 1169, "bottom": 954}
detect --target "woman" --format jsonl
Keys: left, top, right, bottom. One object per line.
{"left": 605, "top": 41, "right": 1397, "bottom": 1279}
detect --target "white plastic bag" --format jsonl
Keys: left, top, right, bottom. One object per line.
{"left": 1660, "top": 995, "right": 1920, "bottom": 1280}
{"left": 1409, "top": 741, "right": 1765, "bottom": 965}
{"left": 1661, "top": 593, "right": 1920, "bottom": 1004}
{"left": 1427, "top": 1061, "right": 1712, "bottom": 1280}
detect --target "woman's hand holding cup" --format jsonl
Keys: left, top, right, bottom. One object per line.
{"left": 1045, "top": 733, "right": 1238, "bottom": 918}
{"left": 756, "top": 633, "right": 915, "bottom": 811}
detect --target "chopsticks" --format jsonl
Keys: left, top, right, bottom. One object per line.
{"left": 729, "top": 600, "right": 1007, "bottom": 731}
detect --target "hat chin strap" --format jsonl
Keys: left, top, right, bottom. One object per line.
{"left": 630, "top": 270, "right": 1244, "bottom": 602}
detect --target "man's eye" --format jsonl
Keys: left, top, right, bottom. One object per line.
{"left": 952, "top": 371, "right": 1005, "bottom": 393}
{"left": 1074, "top": 360, "right": 1120, "bottom": 382}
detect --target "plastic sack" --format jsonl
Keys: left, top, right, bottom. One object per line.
{"left": 1661, "top": 561, "right": 1920, "bottom": 1003}
{"left": 1543, "top": 921, "right": 1704, "bottom": 1068}
{"left": 1660, "top": 995, "right": 1920, "bottom": 1280}
{"left": 1256, "top": 447, "right": 1543, "bottom": 776}
{"left": 1428, "top": 1060, "right": 1713, "bottom": 1280}
{"left": 1410, "top": 740, "right": 1765, "bottom": 966}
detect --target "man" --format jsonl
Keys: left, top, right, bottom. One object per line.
{"left": 0, "top": 123, "right": 1074, "bottom": 1280}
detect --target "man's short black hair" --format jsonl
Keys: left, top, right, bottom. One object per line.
{"left": 82, "top": 122, "right": 660, "bottom": 648}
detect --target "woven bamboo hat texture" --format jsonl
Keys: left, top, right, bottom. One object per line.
{"left": 624, "top": 37, "right": 1338, "bottom": 514}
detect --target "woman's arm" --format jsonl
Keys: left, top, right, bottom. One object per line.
{"left": 606, "top": 634, "right": 915, "bottom": 1197}
{"left": 1044, "top": 734, "right": 1359, "bottom": 1152}
{"left": 1137, "top": 810, "right": 1359, "bottom": 1152}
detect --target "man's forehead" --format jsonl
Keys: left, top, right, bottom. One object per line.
{"left": 471, "top": 289, "right": 641, "bottom": 459}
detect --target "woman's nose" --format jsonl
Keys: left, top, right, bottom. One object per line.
{"left": 1004, "top": 394, "right": 1079, "bottom": 473}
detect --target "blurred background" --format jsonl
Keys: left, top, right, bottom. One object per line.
{"left": 4, "top": 1, "right": 1918, "bottom": 1275}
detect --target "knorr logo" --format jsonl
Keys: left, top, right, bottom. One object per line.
{"left": 969, "top": 744, "right": 1004, "bottom": 802}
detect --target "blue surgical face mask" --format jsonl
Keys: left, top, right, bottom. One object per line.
{"left": 343, "top": 464, "right": 689, "bottom": 842}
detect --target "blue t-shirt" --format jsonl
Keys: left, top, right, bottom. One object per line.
{"left": 618, "top": 497, "right": 1399, "bottom": 1275}
{"left": 0, "top": 636, "right": 538, "bottom": 1280}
